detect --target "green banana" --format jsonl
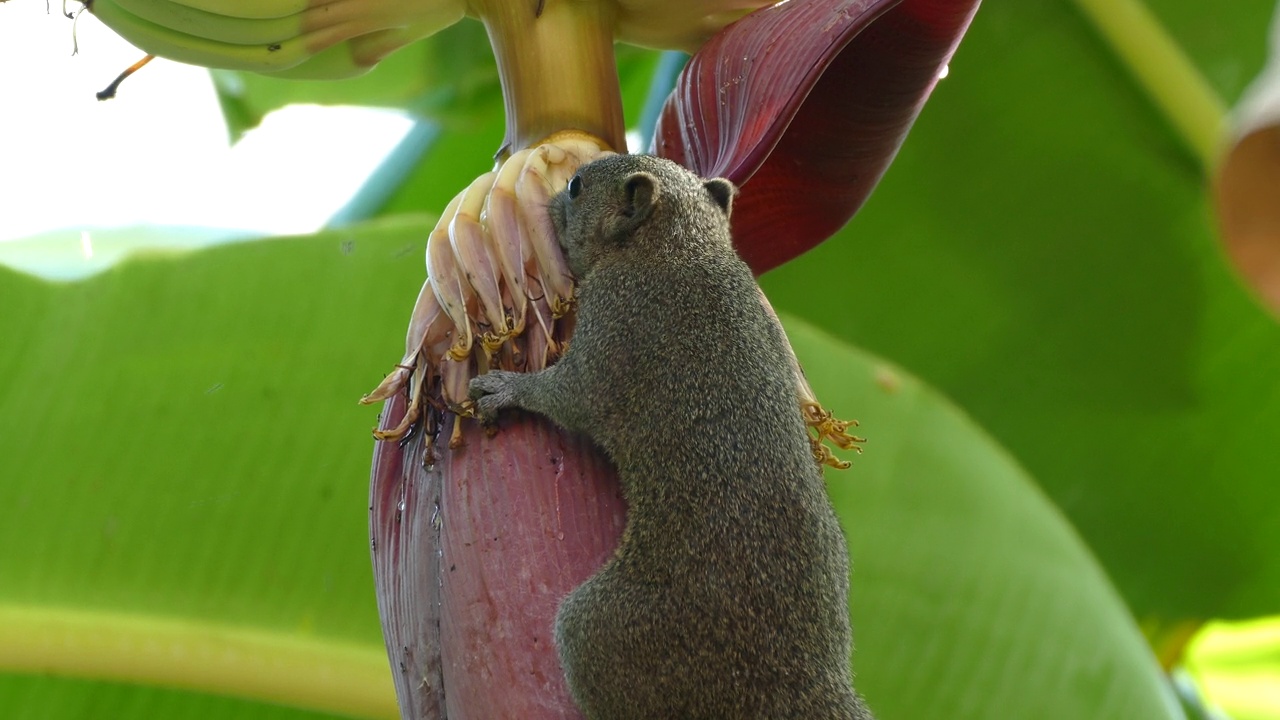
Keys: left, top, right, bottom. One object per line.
{"left": 257, "top": 41, "right": 367, "bottom": 79}
{"left": 111, "top": 0, "right": 304, "bottom": 46}
{"left": 160, "top": 0, "right": 308, "bottom": 20}
{"left": 90, "top": 0, "right": 326, "bottom": 72}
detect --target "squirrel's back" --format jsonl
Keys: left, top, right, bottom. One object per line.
{"left": 518, "top": 154, "right": 872, "bottom": 719}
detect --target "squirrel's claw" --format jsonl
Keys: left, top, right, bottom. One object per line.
{"left": 468, "top": 371, "right": 520, "bottom": 423}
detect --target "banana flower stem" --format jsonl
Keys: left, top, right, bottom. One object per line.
{"left": 474, "top": 0, "right": 627, "bottom": 157}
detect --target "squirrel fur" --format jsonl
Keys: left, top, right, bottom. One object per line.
{"left": 469, "top": 154, "right": 873, "bottom": 720}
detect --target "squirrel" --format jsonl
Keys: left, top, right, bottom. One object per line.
{"left": 469, "top": 154, "right": 873, "bottom": 720}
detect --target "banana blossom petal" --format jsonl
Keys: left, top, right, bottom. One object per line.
{"left": 655, "top": 0, "right": 982, "bottom": 273}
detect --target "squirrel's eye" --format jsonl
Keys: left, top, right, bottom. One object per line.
{"left": 567, "top": 175, "right": 583, "bottom": 199}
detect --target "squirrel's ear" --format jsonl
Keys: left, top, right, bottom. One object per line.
{"left": 703, "top": 178, "right": 736, "bottom": 217}
{"left": 622, "top": 172, "right": 659, "bottom": 224}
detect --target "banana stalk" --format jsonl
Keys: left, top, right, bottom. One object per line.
{"left": 472, "top": 0, "right": 625, "bottom": 157}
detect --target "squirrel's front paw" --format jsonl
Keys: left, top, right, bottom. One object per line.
{"left": 468, "top": 371, "right": 521, "bottom": 423}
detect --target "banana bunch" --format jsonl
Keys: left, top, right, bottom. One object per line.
{"left": 85, "top": 0, "right": 464, "bottom": 78}
{"left": 361, "top": 130, "right": 613, "bottom": 449}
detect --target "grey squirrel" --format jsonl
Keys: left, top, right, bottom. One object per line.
{"left": 469, "top": 154, "right": 873, "bottom": 720}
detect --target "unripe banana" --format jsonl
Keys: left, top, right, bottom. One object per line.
{"left": 111, "top": 0, "right": 304, "bottom": 45}
{"left": 91, "top": 0, "right": 325, "bottom": 73}
{"left": 92, "top": 0, "right": 468, "bottom": 79}
{"left": 162, "top": 0, "right": 307, "bottom": 20}
{"left": 255, "top": 40, "right": 365, "bottom": 79}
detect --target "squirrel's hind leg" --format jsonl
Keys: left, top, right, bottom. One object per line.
{"left": 553, "top": 568, "right": 699, "bottom": 720}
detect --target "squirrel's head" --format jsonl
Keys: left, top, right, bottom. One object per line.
{"left": 550, "top": 154, "right": 736, "bottom": 279}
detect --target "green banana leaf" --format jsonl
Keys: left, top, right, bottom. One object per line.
{"left": 0, "top": 217, "right": 1182, "bottom": 718}
{"left": 5, "top": 0, "right": 1280, "bottom": 717}
{"left": 761, "top": 0, "right": 1280, "bottom": 627}
{"left": 791, "top": 317, "right": 1181, "bottom": 718}
{"left": 300, "top": 0, "right": 1280, "bottom": 633}
{"left": 208, "top": 0, "right": 1280, "bottom": 634}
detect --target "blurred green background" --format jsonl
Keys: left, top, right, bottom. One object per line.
{"left": 2, "top": 1, "right": 1278, "bottom": 718}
